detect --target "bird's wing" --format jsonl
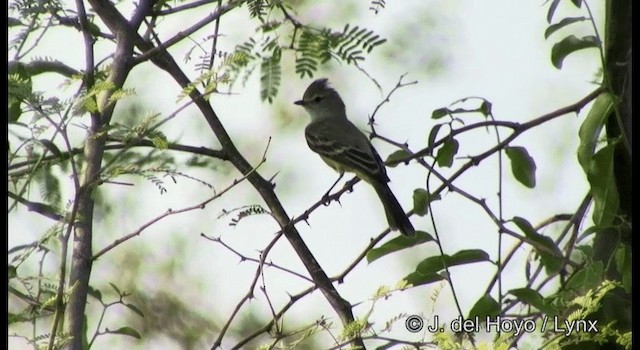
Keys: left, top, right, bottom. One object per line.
{"left": 305, "top": 120, "right": 389, "bottom": 183}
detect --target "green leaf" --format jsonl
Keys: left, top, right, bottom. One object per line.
{"left": 9, "top": 101, "right": 22, "bottom": 123}
{"left": 41, "top": 169, "right": 62, "bottom": 210}
{"left": 436, "top": 138, "right": 459, "bottom": 168}
{"left": 505, "top": 146, "right": 537, "bottom": 188}
{"left": 431, "top": 107, "right": 449, "bottom": 119}
{"left": 546, "top": 0, "right": 561, "bottom": 23}
{"left": 467, "top": 294, "right": 500, "bottom": 320}
{"left": 38, "top": 139, "right": 62, "bottom": 158}
{"left": 8, "top": 265, "right": 17, "bottom": 279}
{"left": 109, "top": 326, "right": 141, "bottom": 339}
{"left": 508, "top": 288, "right": 556, "bottom": 314}
{"left": 576, "top": 92, "right": 618, "bottom": 227}
{"left": 403, "top": 250, "right": 490, "bottom": 287}
{"left": 577, "top": 92, "right": 614, "bottom": 170}
{"left": 366, "top": 230, "right": 434, "bottom": 263}
{"left": 402, "top": 271, "right": 444, "bottom": 287}
{"left": 512, "top": 216, "right": 563, "bottom": 274}
{"left": 479, "top": 100, "right": 492, "bottom": 117}
{"left": 544, "top": 17, "right": 587, "bottom": 39}
{"left": 151, "top": 134, "right": 168, "bottom": 149}
{"left": 8, "top": 63, "right": 33, "bottom": 123}
{"left": 570, "top": 0, "right": 582, "bottom": 7}
{"left": 412, "top": 189, "right": 440, "bottom": 216}
{"left": 125, "top": 303, "right": 145, "bottom": 318}
{"left": 87, "top": 285, "right": 102, "bottom": 302}
{"left": 615, "top": 245, "right": 631, "bottom": 293}
{"left": 8, "top": 17, "right": 23, "bottom": 27}
{"left": 385, "top": 149, "right": 410, "bottom": 167}
{"left": 416, "top": 249, "right": 491, "bottom": 275}
{"left": 427, "top": 124, "right": 443, "bottom": 149}
{"left": 259, "top": 47, "right": 281, "bottom": 103}
{"left": 334, "top": 25, "right": 385, "bottom": 64}
{"left": 587, "top": 145, "right": 619, "bottom": 227}
{"left": 565, "top": 261, "right": 603, "bottom": 293}
{"left": 550, "top": 35, "right": 599, "bottom": 69}
{"left": 109, "top": 282, "right": 122, "bottom": 296}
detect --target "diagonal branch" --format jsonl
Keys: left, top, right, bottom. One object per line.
{"left": 83, "top": 0, "right": 365, "bottom": 346}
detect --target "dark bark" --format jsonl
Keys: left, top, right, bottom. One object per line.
{"left": 588, "top": 0, "right": 632, "bottom": 349}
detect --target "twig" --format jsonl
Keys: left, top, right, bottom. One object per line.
{"left": 202, "top": 235, "right": 315, "bottom": 284}
{"left": 92, "top": 140, "right": 269, "bottom": 260}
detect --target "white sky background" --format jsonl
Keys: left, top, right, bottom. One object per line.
{"left": 8, "top": 0, "right": 603, "bottom": 349}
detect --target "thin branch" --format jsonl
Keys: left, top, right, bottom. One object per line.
{"left": 207, "top": 0, "right": 223, "bottom": 70}
{"left": 8, "top": 191, "right": 64, "bottom": 221}
{"left": 133, "top": 0, "right": 244, "bottom": 65}
{"left": 367, "top": 73, "right": 418, "bottom": 130}
{"left": 210, "top": 231, "right": 286, "bottom": 349}
{"left": 8, "top": 59, "right": 81, "bottom": 78}
{"left": 92, "top": 142, "right": 267, "bottom": 260}
{"left": 8, "top": 140, "right": 227, "bottom": 173}
{"left": 154, "top": 0, "right": 218, "bottom": 16}
{"left": 229, "top": 285, "right": 317, "bottom": 349}
{"left": 408, "top": 87, "right": 603, "bottom": 162}
{"left": 16, "top": 16, "right": 54, "bottom": 60}
{"left": 202, "top": 235, "right": 315, "bottom": 284}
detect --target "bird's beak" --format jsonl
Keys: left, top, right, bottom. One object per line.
{"left": 294, "top": 99, "right": 305, "bottom": 106}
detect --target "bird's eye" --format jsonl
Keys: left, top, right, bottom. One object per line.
{"left": 313, "top": 96, "right": 323, "bottom": 102}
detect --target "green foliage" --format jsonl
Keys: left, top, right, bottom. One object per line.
{"left": 577, "top": 93, "right": 614, "bottom": 168}
{"left": 504, "top": 146, "right": 537, "bottom": 188}
{"left": 512, "top": 216, "right": 563, "bottom": 274}
{"left": 73, "top": 80, "right": 117, "bottom": 115}
{"left": 295, "top": 28, "right": 333, "bottom": 78}
{"left": 366, "top": 230, "right": 434, "bottom": 263}
{"left": 8, "top": 67, "right": 33, "bottom": 123}
{"left": 36, "top": 165, "right": 62, "bottom": 211}
{"left": 467, "top": 294, "right": 500, "bottom": 320}
{"left": 224, "top": 204, "right": 270, "bottom": 227}
{"left": 335, "top": 24, "right": 387, "bottom": 63}
{"left": 247, "top": 0, "right": 268, "bottom": 20}
{"left": 585, "top": 144, "right": 619, "bottom": 227}
{"left": 549, "top": 281, "right": 630, "bottom": 349}
{"left": 260, "top": 46, "right": 282, "bottom": 102}
{"left": 180, "top": 51, "right": 250, "bottom": 101}
{"left": 550, "top": 35, "right": 600, "bottom": 69}
{"left": 507, "top": 288, "right": 558, "bottom": 315}
{"left": 384, "top": 149, "right": 410, "bottom": 167}
{"left": 544, "top": 0, "right": 601, "bottom": 70}
{"left": 412, "top": 189, "right": 440, "bottom": 216}
{"left": 431, "top": 98, "right": 492, "bottom": 120}
{"left": 544, "top": 17, "right": 587, "bottom": 39}
{"left": 614, "top": 244, "right": 631, "bottom": 293}
{"left": 436, "top": 137, "right": 459, "bottom": 168}
{"left": 226, "top": 14, "right": 386, "bottom": 102}
{"left": 369, "top": 0, "right": 386, "bottom": 14}
{"left": 577, "top": 92, "right": 619, "bottom": 227}
{"left": 108, "top": 326, "right": 142, "bottom": 340}
{"left": 404, "top": 250, "right": 491, "bottom": 286}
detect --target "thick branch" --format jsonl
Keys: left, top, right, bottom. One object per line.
{"left": 64, "top": 0, "right": 153, "bottom": 348}
{"left": 66, "top": 0, "right": 363, "bottom": 346}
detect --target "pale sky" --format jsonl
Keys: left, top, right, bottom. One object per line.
{"left": 8, "top": 0, "right": 603, "bottom": 349}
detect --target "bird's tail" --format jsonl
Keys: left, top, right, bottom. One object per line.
{"left": 372, "top": 181, "right": 415, "bottom": 236}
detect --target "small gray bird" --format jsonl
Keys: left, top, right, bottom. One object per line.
{"left": 294, "top": 78, "right": 415, "bottom": 236}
